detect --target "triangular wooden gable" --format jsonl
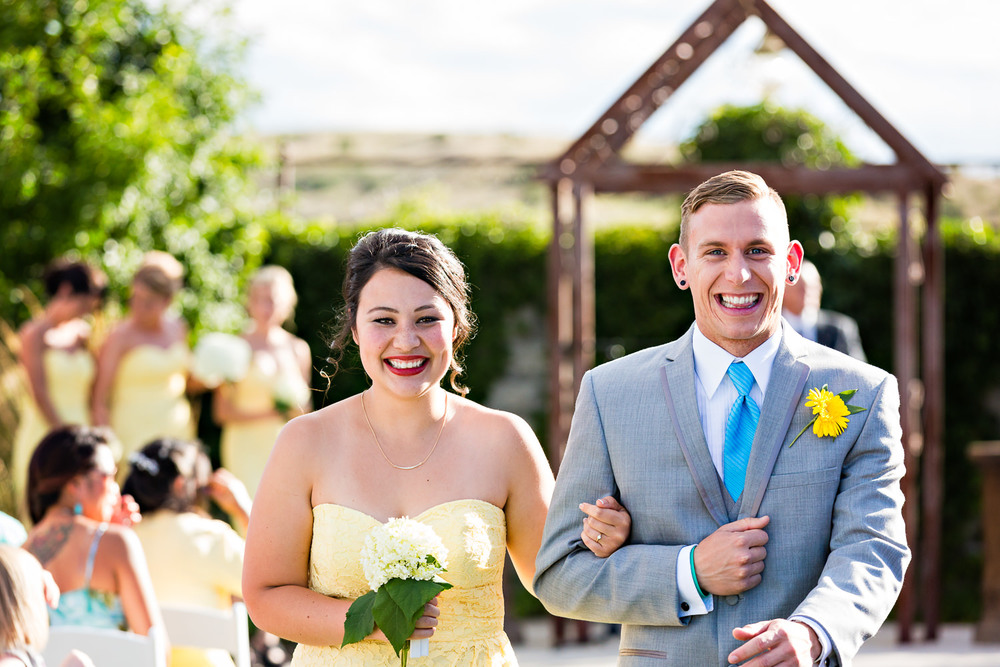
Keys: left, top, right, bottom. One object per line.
{"left": 540, "top": 0, "right": 945, "bottom": 193}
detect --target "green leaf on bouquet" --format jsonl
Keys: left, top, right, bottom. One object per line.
{"left": 373, "top": 578, "right": 453, "bottom": 657}
{"left": 341, "top": 591, "right": 377, "bottom": 648}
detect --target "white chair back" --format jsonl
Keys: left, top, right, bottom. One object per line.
{"left": 43, "top": 625, "right": 165, "bottom": 667}
{"left": 159, "top": 601, "right": 251, "bottom": 667}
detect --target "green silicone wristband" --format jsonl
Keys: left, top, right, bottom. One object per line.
{"left": 690, "top": 547, "right": 706, "bottom": 599}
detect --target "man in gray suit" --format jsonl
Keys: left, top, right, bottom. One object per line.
{"left": 782, "top": 259, "right": 867, "bottom": 362}
{"left": 534, "top": 170, "right": 909, "bottom": 666}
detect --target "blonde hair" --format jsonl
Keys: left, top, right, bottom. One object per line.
{"left": 249, "top": 265, "right": 298, "bottom": 323}
{"left": 133, "top": 251, "right": 184, "bottom": 298}
{"left": 679, "top": 170, "right": 787, "bottom": 250}
{"left": 0, "top": 546, "right": 49, "bottom": 652}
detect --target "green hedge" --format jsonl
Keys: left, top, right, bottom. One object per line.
{"left": 261, "top": 215, "right": 996, "bottom": 623}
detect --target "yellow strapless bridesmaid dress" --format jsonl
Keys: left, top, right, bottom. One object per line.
{"left": 291, "top": 499, "right": 518, "bottom": 666}
{"left": 109, "top": 342, "right": 193, "bottom": 466}
{"left": 11, "top": 348, "right": 94, "bottom": 510}
{"left": 220, "top": 350, "right": 309, "bottom": 497}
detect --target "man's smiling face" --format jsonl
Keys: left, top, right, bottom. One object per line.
{"left": 669, "top": 197, "right": 802, "bottom": 357}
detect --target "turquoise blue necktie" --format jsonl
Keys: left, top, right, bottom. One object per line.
{"left": 723, "top": 361, "right": 760, "bottom": 501}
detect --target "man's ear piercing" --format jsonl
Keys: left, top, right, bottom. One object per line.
{"left": 788, "top": 275, "right": 795, "bottom": 283}
{"left": 680, "top": 280, "right": 686, "bottom": 287}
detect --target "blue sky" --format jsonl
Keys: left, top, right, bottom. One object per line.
{"left": 220, "top": 0, "right": 999, "bottom": 165}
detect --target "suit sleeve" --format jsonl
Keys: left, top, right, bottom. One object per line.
{"left": 791, "top": 374, "right": 910, "bottom": 664}
{"left": 533, "top": 371, "right": 688, "bottom": 626}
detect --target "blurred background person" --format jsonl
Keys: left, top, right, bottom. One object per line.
{"left": 0, "top": 512, "right": 26, "bottom": 547}
{"left": 91, "top": 251, "right": 194, "bottom": 472}
{"left": 214, "top": 266, "right": 311, "bottom": 497}
{"left": 123, "top": 438, "right": 249, "bottom": 667}
{"left": 0, "top": 544, "right": 93, "bottom": 667}
{"left": 22, "top": 426, "right": 163, "bottom": 653}
{"left": 782, "top": 258, "right": 867, "bottom": 361}
{"left": 10, "top": 259, "right": 107, "bottom": 518}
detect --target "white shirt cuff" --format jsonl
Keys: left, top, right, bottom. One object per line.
{"left": 790, "top": 615, "right": 832, "bottom": 665}
{"left": 676, "top": 545, "right": 712, "bottom": 617}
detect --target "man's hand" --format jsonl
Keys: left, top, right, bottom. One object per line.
{"left": 729, "top": 619, "right": 820, "bottom": 666}
{"left": 693, "top": 516, "right": 769, "bottom": 595}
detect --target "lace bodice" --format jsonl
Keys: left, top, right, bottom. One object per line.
{"left": 291, "top": 499, "right": 517, "bottom": 666}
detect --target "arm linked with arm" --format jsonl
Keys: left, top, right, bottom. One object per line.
{"left": 533, "top": 372, "right": 687, "bottom": 626}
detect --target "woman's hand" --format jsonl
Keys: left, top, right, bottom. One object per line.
{"left": 580, "top": 496, "right": 631, "bottom": 558}
{"left": 206, "top": 468, "right": 252, "bottom": 532}
{"left": 368, "top": 597, "right": 440, "bottom": 643}
{"left": 111, "top": 494, "right": 142, "bottom": 527}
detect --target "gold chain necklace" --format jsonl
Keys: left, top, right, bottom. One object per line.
{"left": 360, "top": 391, "right": 448, "bottom": 471}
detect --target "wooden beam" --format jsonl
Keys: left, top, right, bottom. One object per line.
{"left": 751, "top": 0, "right": 946, "bottom": 187}
{"left": 895, "top": 193, "right": 921, "bottom": 643}
{"left": 921, "top": 186, "right": 945, "bottom": 640}
{"left": 545, "top": 0, "right": 747, "bottom": 180}
{"left": 570, "top": 163, "right": 929, "bottom": 195}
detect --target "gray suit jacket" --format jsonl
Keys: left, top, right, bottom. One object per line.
{"left": 534, "top": 323, "right": 909, "bottom": 666}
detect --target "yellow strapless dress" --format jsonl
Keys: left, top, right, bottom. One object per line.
{"left": 220, "top": 350, "right": 309, "bottom": 497}
{"left": 11, "top": 349, "right": 94, "bottom": 512}
{"left": 109, "top": 342, "right": 193, "bottom": 466}
{"left": 292, "top": 499, "right": 518, "bottom": 666}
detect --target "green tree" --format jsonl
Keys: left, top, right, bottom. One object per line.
{"left": 680, "top": 102, "right": 860, "bottom": 252}
{"left": 0, "top": 0, "right": 268, "bottom": 331}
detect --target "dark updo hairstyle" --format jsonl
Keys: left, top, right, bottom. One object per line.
{"left": 326, "top": 228, "right": 476, "bottom": 396}
{"left": 27, "top": 426, "right": 118, "bottom": 524}
{"left": 42, "top": 258, "right": 108, "bottom": 301}
{"left": 123, "top": 438, "right": 211, "bottom": 514}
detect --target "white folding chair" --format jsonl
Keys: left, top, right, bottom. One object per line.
{"left": 43, "top": 625, "right": 165, "bottom": 667}
{"left": 159, "top": 601, "right": 251, "bottom": 667}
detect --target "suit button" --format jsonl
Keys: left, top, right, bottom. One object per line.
{"left": 681, "top": 602, "right": 690, "bottom": 611}
{"left": 726, "top": 595, "right": 740, "bottom": 606}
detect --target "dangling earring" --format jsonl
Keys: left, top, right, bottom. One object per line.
{"left": 73, "top": 503, "right": 83, "bottom": 516}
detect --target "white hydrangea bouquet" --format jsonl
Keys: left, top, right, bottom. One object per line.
{"left": 271, "top": 372, "right": 310, "bottom": 416}
{"left": 342, "top": 517, "right": 453, "bottom": 665}
{"left": 190, "top": 333, "right": 252, "bottom": 388}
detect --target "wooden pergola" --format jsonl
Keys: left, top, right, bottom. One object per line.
{"left": 539, "top": 0, "right": 947, "bottom": 642}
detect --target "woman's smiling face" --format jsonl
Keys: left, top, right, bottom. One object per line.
{"left": 353, "top": 267, "right": 456, "bottom": 398}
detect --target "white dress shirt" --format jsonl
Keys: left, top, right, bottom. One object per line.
{"left": 675, "top": 325, "right": 832, "bottom": 664}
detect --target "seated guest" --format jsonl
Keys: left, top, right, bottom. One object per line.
{"left": 0, "top": 544, "right": 94, "bottom": 667}
{"left": 124, "top": 438, "right": 248, "bottom": 667}
{"left": 22, "top": 426, "right": 163, "bottom": 654}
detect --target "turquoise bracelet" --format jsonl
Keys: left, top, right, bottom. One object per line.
{"left": 690, "top": 547, "right": 706, "bottom": 599}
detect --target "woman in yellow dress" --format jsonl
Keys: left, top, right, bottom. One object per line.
{"left": 215, "top": 266, "right": 311, "bottom": 498}
{"left": 91, "top": 252, "right": 194, "bottom": 470}
{"left": 244, "top": 229, "right": 573, "bottom": 666}
{"left": 124, "top": 438, "right": 250, "bottom": 667}
{"left": 11, "top": 259, "right": 107, "bottom": 517}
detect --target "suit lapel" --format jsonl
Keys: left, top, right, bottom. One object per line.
{"left": 739, "top": 325, "right": 810, "bottom": 519}
{"left": 659, "top": 328, "right": 729, "bottom": 526}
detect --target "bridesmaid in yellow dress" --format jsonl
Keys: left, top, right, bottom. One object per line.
{"left": 214, "top": 266, "right": 311, "bottom": 498}
{"left": 91, "top": 251, "right": 194, "bottom": 471}
{"left": 11, "top": 259, "right": 107, "bottom": 517}
{"left": 245, "top": 229, "right": 596, "bottom": 666}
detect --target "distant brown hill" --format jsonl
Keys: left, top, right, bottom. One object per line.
{"left": 252, "top": 132, "right": 999, "bottom": 227}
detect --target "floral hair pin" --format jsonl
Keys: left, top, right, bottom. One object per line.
{"left": 788, "top": 385, "right": 867, "bottom": 448}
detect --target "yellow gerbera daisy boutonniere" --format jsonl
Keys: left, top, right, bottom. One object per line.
{"left": 788, "top": 385, "right": 867, "bottom": 448}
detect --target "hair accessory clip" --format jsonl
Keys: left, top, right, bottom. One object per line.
{"left": 129, "top": 452, "right": 161, "bottom": 476}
